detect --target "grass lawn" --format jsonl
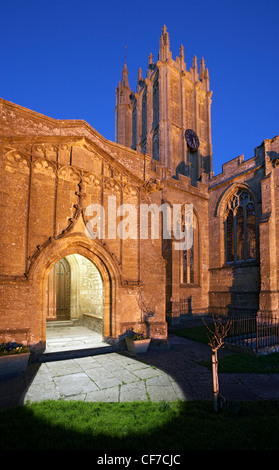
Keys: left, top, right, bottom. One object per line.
{"left": 173, "top": 326, "right": 279, "bottom": 373}
{"left": 0, "top": 399, "right": 279, "bottom": 451}
{"left": 173, "top": 325, "right": 210, "bottom": 345}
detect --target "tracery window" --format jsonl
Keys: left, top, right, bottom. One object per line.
{"left": 224, "top": 189, "right": 256, "bottom": 262}
{"left": 181, "top": 211, "right": 198, "bottom": 284}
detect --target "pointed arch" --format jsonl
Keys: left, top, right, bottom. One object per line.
{"left": 223, "top": 188, "right": 257, "bottom": 262}
{"left": 215, "top": 182, "right": 258, "bottom": 218}
{"left": 180, "top": 205, "right": 199, "bottom": 285}
{"left": 28, "top": 233, "right": 121, "bottom": 347}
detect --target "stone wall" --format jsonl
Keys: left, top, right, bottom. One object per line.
{"left": 163, "top": 172, "right": 210, "bottom": 323}
{"left": 66, "top": 254, "right": 104, "bottom": 320}
{"left": 0, "top": 99, "right": 167, "bottom": 351}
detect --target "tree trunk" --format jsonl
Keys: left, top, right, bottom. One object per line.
{"left": 212, "top": 351, "right": 219, "bottom": 412}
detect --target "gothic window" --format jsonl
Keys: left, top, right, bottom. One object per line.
{"left": 224, "top": 189, "right": 256, "bottom": 263}
{"left": 153, "top": 79, "right": 159, "bottom": 128}
{"left": 236, "top": 205, "right": 244, "bottom": 261}
{"left": 152, "top": 131, "right": 159, "bottom": 161}
{"left": 182, "top": 244, "right": 195, "bottom": 284}
{"left": 132, "top": 102, "right": 137, "bottom": 150}
{"left": 170, "top": 80, "right": 181, "bottom": 127}
{"left": 246, "top": 202, "right": 256, "bottom": 259}
{"left": 226, "top": 209, "right": 234, "bottom": 262}
{"left": 141, "top": 90, "right": 147, "bottom": 142}
{"left": 181, "top": 211, "right": 198, "bottom": 284}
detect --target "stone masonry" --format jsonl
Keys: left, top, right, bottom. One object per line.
{"left": 0, "top": 26, "right": 279, "bottom": 354}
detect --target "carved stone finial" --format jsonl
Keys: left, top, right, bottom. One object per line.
{"left": 159, "top": 25, "right": 171, "bottom": 61}
{"left": 199, "top": 57, "right": 205, "bottom": 80}
{"left": 179, "top": 44, "right": 184, "bottom": 60}
{"left": 137, "top": 67, "right": 142, "bottom": 81}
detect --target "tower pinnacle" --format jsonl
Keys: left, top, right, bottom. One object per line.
{"left": 159, "top": 25, "right": 172, "bottom": 61}
{"left": 115, "top": 26, "right": 212, "bottom": 179}
{"left": 121, "top": 61, "right": 129, "bottom": 88}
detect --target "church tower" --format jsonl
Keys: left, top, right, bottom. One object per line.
{"left": 115, "top": 25, "right": 213, "bottom": 184}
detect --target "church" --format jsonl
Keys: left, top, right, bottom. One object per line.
{"left": 1, "top": 26, "right": 279, "bottom": 354}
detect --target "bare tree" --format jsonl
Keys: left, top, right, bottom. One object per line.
{"left": 203, "top": 316, "right": 231, "bottom": 412}
{"left": 136, "top": 291, "right": 157, "bottom": 338}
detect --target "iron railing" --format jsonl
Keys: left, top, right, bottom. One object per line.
{"left": 225, "top": 313, "right": 279, "bottom": 353}
{"left": 179, "top": 297, "right": 189, "bottom": 315}
{"left": 176, "top": 297, "right": 279, "bottom": 353}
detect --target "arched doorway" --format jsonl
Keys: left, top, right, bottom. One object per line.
{"left": 46, "top": 254, "right": 104, "bottom": 334}
{"left": 26, "top": 233, "right": 121, "bottom": 353}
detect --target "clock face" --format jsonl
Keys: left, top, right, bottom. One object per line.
{"left": 185, "top": 129, "right": 200, "bottom": 150}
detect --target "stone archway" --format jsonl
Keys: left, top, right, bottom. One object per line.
{"left": 46, "top": 253, "right": 104, "bottom": 334}
{"left": 26, "top": 233, "right": 122, "bottom": 353}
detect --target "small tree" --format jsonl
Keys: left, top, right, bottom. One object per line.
{"left": 203, "top": 316, "right": 231, "bottom": 412}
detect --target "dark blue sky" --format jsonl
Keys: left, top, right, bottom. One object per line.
{"left": 1, "top": 0, "right": 278, "bottom": 176}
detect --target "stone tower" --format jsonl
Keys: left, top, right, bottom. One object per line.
{"left": 115, "top": 25, "right": 213, "bottom": 184}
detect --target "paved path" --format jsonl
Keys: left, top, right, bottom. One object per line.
{"left": 1, "top": 333, "right": 279, "bottom": 409}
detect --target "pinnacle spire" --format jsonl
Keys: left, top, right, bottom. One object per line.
{"left": 179, "top": 44, "right": 184, "bottom": 61}
{"left": 199, "top": 57, "right": 205, "bottom": 80}
{"left": 121, "top": 60, "right": 129, "bottom": 88}
{"left": 159, "top": 25, "right": 172, "bottom": 61}
{"left": 137, "top": 67, "right": 142, "bottom": 81}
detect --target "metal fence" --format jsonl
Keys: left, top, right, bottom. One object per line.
{"left": 179, "top": 297, "right": 189, "bottom": 315}
{"left": 225, "top": 313, "right": 279, "bottom": 353}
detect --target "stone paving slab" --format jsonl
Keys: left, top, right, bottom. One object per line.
{"left": 120, "top": 381, "right": 149, "bottom": 402}
{"left": 1, "top": 334, "right": 279, "bottom": 409}
{"left": 22, "top": 352, "right": 185, "bottom": 404}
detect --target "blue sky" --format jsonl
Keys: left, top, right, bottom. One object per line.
{"left": 1, "top": 0, "right": 278, "bottom": 175}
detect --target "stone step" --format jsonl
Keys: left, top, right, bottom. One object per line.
{"left": 35, "top": 344, "right": 118, "bottom": 362}
{"left": 46, "top": 320, "right": 74, "bottom": 328}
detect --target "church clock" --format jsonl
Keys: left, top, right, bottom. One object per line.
{"left": 185, "top": 129, "right": 200, "bottom": 150}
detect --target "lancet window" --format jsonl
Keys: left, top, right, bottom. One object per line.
{"left": 181, "top": 211, "right": 199, "bottom": 284}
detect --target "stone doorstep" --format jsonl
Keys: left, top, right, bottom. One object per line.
{"left": 46, "top": 321, "right": 74, "bottom": 327}
{"left": 36, "top": 345, "right": 118, "bottom": 363}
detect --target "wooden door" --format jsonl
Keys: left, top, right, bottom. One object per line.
{"left": 47, "top": 258, "right": 71, "bottom": 321}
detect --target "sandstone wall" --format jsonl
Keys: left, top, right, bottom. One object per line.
{"left": 0, "top": 99, "right": 167, "bottom": 351}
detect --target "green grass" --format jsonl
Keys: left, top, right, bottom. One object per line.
{"left": 173, "top": 326, "right": 209, "bottom": 344}
{"left": 0, "top": 399, "right": 279, "bottom": 450}
{"left": 201, "top": 351, "right": 279, "bottom": 374}
{"left": 173, "top": 326, "right": 279, "bottom": 373}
